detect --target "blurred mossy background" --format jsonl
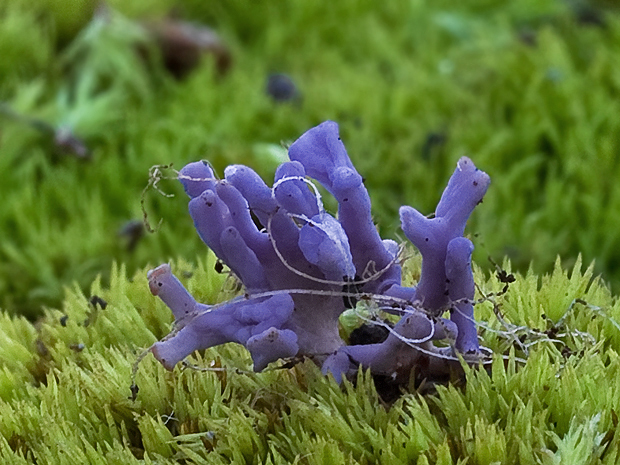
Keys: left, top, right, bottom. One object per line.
{"left": 1, "top": 0, "right": 619, "bottom": 318}
{"left": 2, "top": 0, "right": 620, "bottom": 463}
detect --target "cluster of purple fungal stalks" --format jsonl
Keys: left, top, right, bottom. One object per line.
{"left": 147, "top": 121, "right": 490, "bottom": 383}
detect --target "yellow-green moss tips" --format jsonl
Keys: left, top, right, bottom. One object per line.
{"left": 0, "top": 254, "right": 620, "bottom": 463}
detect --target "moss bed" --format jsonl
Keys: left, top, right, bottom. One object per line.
{"left": 1, "top": 0, "right": 620, "bottom": 463}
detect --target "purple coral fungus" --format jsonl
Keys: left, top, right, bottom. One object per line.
{"left": 148, "top": 121, "right": 490, "bottom": 384}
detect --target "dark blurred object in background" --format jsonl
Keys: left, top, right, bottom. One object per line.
{"left": 118, "top": 219, "right": 145, "bottom": 252}
{"left": 54, "top": 126, "right": 90, "bottom": 159}
{"left": 146, "top": 19, "right": 232, "bottom": 79}
{"left": 266, "top": 73, "right": 301, "bottom": 103}
{"left": 0, "top": 103, "right": 91, "bottom": 160}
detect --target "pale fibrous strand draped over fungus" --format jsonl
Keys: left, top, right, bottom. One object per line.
{"left": 147, "top": 121, "right": 490, "bottom": 382}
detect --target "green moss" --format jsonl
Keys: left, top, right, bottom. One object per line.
{"left": 0, "top": 254, "right": 619, "bottom": 463}
{"left": 0, "top": 3, "right": 53, "bottom": 84}
{"left": 0, "top": 2, "right": 619, "bottom": 458}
